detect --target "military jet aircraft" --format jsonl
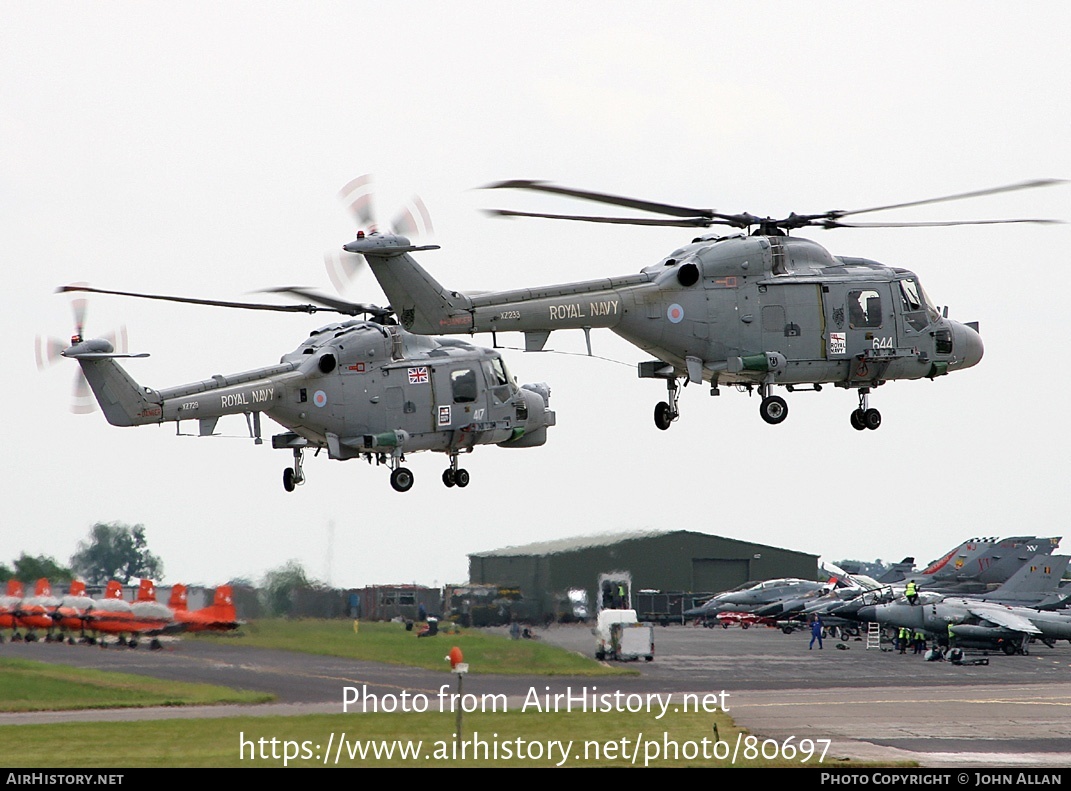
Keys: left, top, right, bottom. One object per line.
{"left": 882, "top": 536, "right": 1061, "bottom": 594}
{"left": 856, "top": 558, "right": 1071, "bottom": 655}
{"left": 683, "top": 578, "right": 830, "bottom": 620}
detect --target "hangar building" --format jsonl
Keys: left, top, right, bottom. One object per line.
{"left": 468, "top": 530, "right": 818, "bottom": 621}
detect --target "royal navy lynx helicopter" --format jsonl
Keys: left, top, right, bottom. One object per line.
{"left": 53, "top": 283, "right": 556, "bottom": 493}
{"left": 348, "top": 179, "right": 1064, "bottom": 430}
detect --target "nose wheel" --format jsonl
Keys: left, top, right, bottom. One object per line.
{"left": 282, "top": 448, "right": 306, "bottom": 492}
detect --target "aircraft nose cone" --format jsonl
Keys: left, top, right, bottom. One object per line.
{"left": 949, "top": 321, "right": 984, "bottom": 371}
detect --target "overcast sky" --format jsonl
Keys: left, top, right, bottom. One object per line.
{"left": 3, "top": 3, "right": 1069, "bottom": 591}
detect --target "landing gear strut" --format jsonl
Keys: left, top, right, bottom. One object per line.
{"left": 283, "top": 447, "right": 306, "bottom": 492}
{"left": 654, "top": 377, "right": 681, "bottom": 430}
{"left": 849, "top": 388, "right": 881, "bottom": 431}
{"left": 442, "top": 452, "right": 470, "bottom": 488}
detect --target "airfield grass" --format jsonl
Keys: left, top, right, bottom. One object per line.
{"left": 192, "top": 618, "right": 633, "bottom": 676}
{"left": 0, "top": 708, "right": 875, "bottom": 768}
{"left": 0, "top": 658, "right": 271, "bottom": 712}
{"left": 0, "top": 622, "right": 913, "bottom": 767}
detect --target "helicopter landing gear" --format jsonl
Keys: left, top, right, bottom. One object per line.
{"left": 442, "top": 453, "right": 470, "bottom": 488}
{"left": 851, "top": 389, "right": 881, "bottom": 431}
{"left": 283, "top": 448, "right": 306, "bottom": 492}
{"left": 654, "top": 378, "right": 681, "bottom": 430}
{"left": 390, "top": 467, "right": 415, "bottom": 493}
{"left": 759, "top": 391, "right": 789, "bottom": 425}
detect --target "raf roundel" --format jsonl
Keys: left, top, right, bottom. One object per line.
{"left": 313, "top": 390, "right": 328, "bottom": 408}
{"left": 667, "top": 303, "right": 685, "bottom": 324}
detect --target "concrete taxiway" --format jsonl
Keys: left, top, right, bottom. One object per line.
{"left": 2, "top": 622, "right": 1070, "bottom": 767}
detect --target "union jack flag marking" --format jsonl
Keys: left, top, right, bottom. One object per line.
{"left": 408, "top": 366, "right": 429, "bottom": 384}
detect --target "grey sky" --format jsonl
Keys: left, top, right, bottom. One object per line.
{"left": 3, "top": 3, "right": 1069, "bottom": 590}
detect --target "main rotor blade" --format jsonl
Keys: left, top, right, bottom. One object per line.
{"left": 483, "top": 208, "right": 716, "bottom": 228}
{"left": 821, "top": 217, "right": 1066, "bottom": 229}
{"left": 832, "top": 179, "right": 1068, "bottom": 219}
{"left": 258, "top": 286, "right": 386, "bottom": 317}
{"left": 482, "top": 180, "right": 718, "bottom": 220}
{"left": 56, "top": 285, "right": 341, "bottom": 314}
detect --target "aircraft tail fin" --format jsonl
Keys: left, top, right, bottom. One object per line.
{"left": 104, "top": 580, "right": 124, "bottom": 600}
{"left": 876, "top": 558, "right": 914, "bottom": 584}
{"left": 33, "top": 578, "right": 51, "bottom": 597}
{"left": 346, "top": 234, "right": 472, "bottom": 334}
{"left": 168, "top": 584, "right": 188, "bottom": 612}
{"left": 135, "top": 579, "right": 157, "bottom": 602}
{"left": 68, "top": 580, "right": 86, "bottom": 597}
{"left": 186, "top": 585, "right": 241, "bottom": 630}
{"left": 6, "top": 580, "right": 24, "bottom": 598}
{"left": 62, "top": 339, "right": 159, "bottom": 427}
{"left": 988, "top": 555, "right": 1071, "bottom": 601}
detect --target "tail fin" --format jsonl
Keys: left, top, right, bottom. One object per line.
{"left": 68, "top": 580, "right": 86, "bottom": 597}
{"left": 104, "top": 580, "right": 124, "bottom": 600}
{"left": 168, "top": 584, "right": 188, "bottom": 612}
{"left": 33, "top": 578, "right": 51, "bottom": 597}
{"left": 136, "top": 579, "right": 157, "bottom": 602}
{"left": 6, "top": 580, "right": 24, "bottom": 598}
{"left": 345, "top": 234, "right": 472, "bottom": 333}
{"left": 212, "top": 585, "right": 234, "bottom": 608}
{"left": 62, "top": 339, "right": 159, "bottom": 427}
{"left": 205, "top": 585, "right": 238, "bottom": 622}
{"left": 987, "top": 554, "right": 1071, "bottom": 601}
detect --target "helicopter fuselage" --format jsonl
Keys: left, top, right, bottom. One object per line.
{"left": 360, "top": 231, "right": 982, "bottom": 430}
{"left": 458, "top": 234, "right": 982, "bottom": 387}
{"left": 64, "top": 319, "right": 554, "bottom": 491}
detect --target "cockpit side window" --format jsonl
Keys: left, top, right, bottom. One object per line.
{"left": 451, "top": 368, "right": 478, "bottom": 403}
{"left": 483, "top": 359, "right": 513, "bottom": 405}
{"left": 848, "top": 289, "right": 882, "bottom": 328}
{"left": 898, "top": 279, "right": 931, "bottom": 332}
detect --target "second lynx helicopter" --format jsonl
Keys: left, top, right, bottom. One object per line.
{"left": 54, "top": 284, "right": 556, "bottom": 493}
{"left": 349, "top": 179, "right": 1063, "bottom": 430}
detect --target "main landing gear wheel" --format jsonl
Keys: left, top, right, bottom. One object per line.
{"left": 852, "top": 388, "right": 881, "bottom": 430}
{"left": 442, "top": 469, "right": 456, "bottom": 488}
{"left": 390, "top": 467, "right": 415, "bottom": 492}
{"left": 283, "top": 447, "right": 306, "bottom": 492}
{"left": 759, "top": 395, "right": 788, "bottom": 425}
{"left": 654, "top": 401, "right": 675, "bottom": 431}
{"left": 454, "top": 468, "right": 470, "bottom": 488}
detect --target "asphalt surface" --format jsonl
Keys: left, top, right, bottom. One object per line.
{"left": 2, "top": 622, "right": 1070, "bottom": 768}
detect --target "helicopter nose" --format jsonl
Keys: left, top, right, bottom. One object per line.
{"left": 948, "top": 320, "right": 984, "bottom": 371}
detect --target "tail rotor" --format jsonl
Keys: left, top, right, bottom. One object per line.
{"left": 327, "top": 174, "right": 434, "bottom": 293}
{"left": 37, "top": 289, "right": 128, "bottom": 414}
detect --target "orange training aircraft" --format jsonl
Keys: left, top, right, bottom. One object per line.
{"left": 167, "top": 584, "right": 244, "bottom": 633}
{"left": 0, "top": 580, "right": 25, "bottom": 641}
{"left": 14, "top": 579, "right": 62, "bottom": 641}
{"left": 82, "top": 580, "right": 174, "bottom": 649}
